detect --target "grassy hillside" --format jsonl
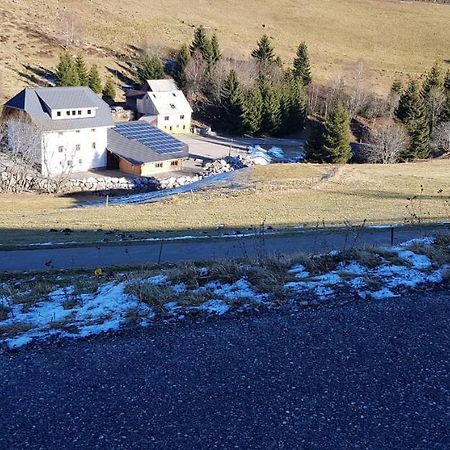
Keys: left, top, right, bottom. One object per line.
{"left": 1, "top": 160, "right": 450, "bottom": 247}
{"left": 1, "top": 0, "right": 449, "bottom": 100}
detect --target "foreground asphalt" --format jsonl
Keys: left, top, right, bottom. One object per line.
{"left": 1, "top": 224, "right": 449, "bottom": 273}
{"left": 1, "top": 288, "right": 449, "bottom": 450}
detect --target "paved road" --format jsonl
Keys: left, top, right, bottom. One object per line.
{"left": 2, "top": 288, "right": 449, "bottom": 450}
{"left": 0, "top": 225, "right": 448, "bottom": 273}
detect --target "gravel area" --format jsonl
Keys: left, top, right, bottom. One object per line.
{"left": 1, "top": 288, "right": 449, "bottom": 450}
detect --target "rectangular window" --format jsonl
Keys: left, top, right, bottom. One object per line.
{"left": 170, "top": 126, "right": 173, "bottom": 131}
{"left": 57, "top": 111, "right": 61, "bottom": 117}
{"left": 183, "top": 125, "right": 186, "bottom": 130}
{"left": 180, "top": 115, "right": 185, "bottom": 120}
{"left": 78, "top": 159, "right": 83, "bottom": 164}
{"left": 67, "top": 160, "right": 73, "bottom": 168}
{"left": 72, "top": 111, "right": 76, "bottom": 116}
{"left": 78, "top": 110, "right": 82, "bottom": 115}
{"left": 172, "top": 92, "right": 176, "bottom": 97}
{"left": 87, "top": 109, "right": 92, "bottom": 115}
{"left": 75, "top": 144, "right": 81, "bottom": 151}
{"left": 66, "top": 111, "right": 70, "bottom": 116}
{"left": 75, "top": 130, "right": 80, "bottom": 133}
{"left": 171, "top": 160, "right": 178, "bottom": 166}
{"left": 170, "top": 104, "right": 176, "bottom": 109}
{"left": 155, "top": 162, "right": 163, "bottom": 168}
{"left": 92, "top": 142, "right": 96, "bottom": 149}
{"left": 164, "top": 116, "right": 169, "bottom": 121}
{"left": 91, "top": 128, "right": 96, "bottom": 132}
{"left": 58, "top": 146, "right": 64, "bottom": 153}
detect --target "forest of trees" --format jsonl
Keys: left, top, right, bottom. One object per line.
{"left": 55, "top": 26, "right": 450, "bottom": 165}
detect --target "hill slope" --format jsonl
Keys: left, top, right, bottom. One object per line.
{"left": 1, "top": 0, "right": 449, "bottom": 99}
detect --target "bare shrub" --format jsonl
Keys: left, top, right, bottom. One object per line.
{"left": 362, "top": 120, "right": 409, "bottom": 163}
{"left": 184, "top": 50, "right": 208, "bottom": 108}
{"left": 432, "top": 122, "right": 450, "bottom": 154}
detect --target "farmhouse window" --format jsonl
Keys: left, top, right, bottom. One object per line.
{"left": 66, "top": 111, "right": 70, "bottom": 116}
{"left": 78, "top": 159, "right": 83, "bottom": 164}
{"left": 92, "top": 142, "right": 96, "bottom": 149}
{"left": 57, "top": 111, "right": 61, "bottom": 117}
{"left": 171, "top": 160, "right": 178, "bottom": 166}
{"left": 87, "top": 109, "right": 92, "bottom": 115}
{"left": 78, "top": 110, "right": 82, "bottom": 115}
{"left": 180, "top": 115, "right": 185, "bottom": 120}
{"left": 67, "top": 160, "right": 73, "bottom": 168}
{"left": 58, "top": 146, "right": 64, "bottom": 153}
{"left": 164, "top": 116, "right": 170, "bottom": 121}
{"left": 170, "top": 104, "right": 176, "bottom": 109}
{"left": 155, "top": 162, "right": 163, "bottom": 168}
{"left": 75, "top": 144, "right": 81, "bottom": 151}
{"left": 72, "top": 111, "right": 76, "bottom": 116}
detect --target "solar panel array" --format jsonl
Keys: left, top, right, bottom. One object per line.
{"left": 115, "top": 122, "right": 184, "bottom": 154}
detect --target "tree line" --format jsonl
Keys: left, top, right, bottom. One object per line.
{"left": 55, "top": 53, "right": 116, "bottom": 101}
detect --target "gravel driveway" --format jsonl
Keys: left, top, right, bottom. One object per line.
{"left": 1, "top": 288, "right": 449, "bottom": 450}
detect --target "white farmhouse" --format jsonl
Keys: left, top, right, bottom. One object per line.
{"left": 2, "top": 87, "right": 114, "bottom": 177}
{"left": 127, "top": 79, "right": 192, "bottom": 134}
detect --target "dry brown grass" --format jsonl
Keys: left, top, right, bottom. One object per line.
{"left": 0, "top": 0, "right": 449, "bottom": 100}
{"left": 1, "top": 160, "right": 450, "bottom": 247}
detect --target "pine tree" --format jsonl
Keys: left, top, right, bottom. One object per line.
{"left": 322, "top": 102, "right": 352, "bottom": 163}
{"left": 395, "top": 80, "right": 430, "bottom": 160}
{"left": 210, "top": 34, "right": 221, "bottom": 64}
{"left": 284, "top": 80, "right": 307, "bottom": 133}
{"left": 173, "top": 44, "right": 190, "bottom": 89}
{"left": 190, "top": 26, "right": 213, "bottom": 65}
{"left": 88, "top": 65, "right": 102, "bottom": 94}
{"left": 136, "top": 55, "right": 164, "bottom": 84}
{"left": 251, "top": 34, "right": 275, "bottom": 65}
{"left": 442, "top": 71, "right": 450, "bottom": 122}
{"left": 304, "top": 121, "right": 326, "bottom": 162}
{"left": 292, "top": 42, "right": 312, "bottom": 86}
{"left": 102, "top": 76, "right": 116, "bottom": 101}
{"left": 241, "top": 86, "right": 263, "bottom": 135}
{"left": 75, "top": 55, "right": 89, "bottom": 85}
{"left": 261, "top": 84, "right": 281, "bottom": 135}
{"left": 390, "top": 79, "right": 403, "bottom": 95}
{"left": 421, "top": 62, "right": 443, "bottom": 99}
{"left": 221, "top": 70, "right": 244, "bottom": 133}
{"left": 55, "top": 53, "right": 80, "bottom": 87}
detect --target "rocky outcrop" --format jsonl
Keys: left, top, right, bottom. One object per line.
{"left": 201, "top": 155, "right": 249, "bottom": 176}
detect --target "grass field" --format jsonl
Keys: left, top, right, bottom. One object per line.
{"left": 1, "top": 160, "right": 450, "bottom": 248}
{"left": 1, "top": 0, "right": 449, "bottom": 100}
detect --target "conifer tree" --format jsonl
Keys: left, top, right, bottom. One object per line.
{"left": 261, "top": 84, "right": 281, "bottom": 135}
{"left": 292, "top": 42, "right": 312, "bottom": 86}
{"left": 88, "top": 65, "right": 102, "bottom": 94}
{"left": 241, "top": 86, "right": 263, "bottom": 135}
{"left": 221, "top": 70, "right": 244, "bottom": 132}
{"left": 421, "top": 62, "right": 443, "bottom": 99}
{"left": 390, "top": 79, "right": 403, "bottom": 95}
{"left": 395, "top": 80, "right": 430, "bottom": 159}
{"left": 173, "top": 44, "right": 191, "bottom": 89}
{"left": 190, "top": 26, "right": 213, "bottom": 65}
{"left": 305, "top": 121, "right": 326, "bottom": 163}
{"left": 210, "top": 34, "right": 221, "bottom": 64}
{"left": 136, "top": 55, "right": 164, "bottom": 84}
{"left": 251, "top": 34, "right": 275, "bottom": 65}
{"left": 322, "top": 102, "right": 352, "bottom": 163}
{"left": 102, "top": 76, "right": 116, "bottom": 101}
{"left": 75, "top": 55, "right": 89, "bottom": 86}
{"left": 55, "top": 53, "right": 80, "bottom": 87}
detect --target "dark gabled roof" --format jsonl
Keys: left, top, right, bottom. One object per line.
{"left": 107, "top": 121, "right": 189, "bottom": 164}
{"left": 3, "top": 87, "right": 114, "bottom": 131}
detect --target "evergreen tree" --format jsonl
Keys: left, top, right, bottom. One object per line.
{"left": 421, "top": 62, "right": 443, "bottom": 99}
{"left": 322, "top": 102, "right": 352, "bottom": 163}
{"left": 190, "top": 26, "right": 213, "bottom": 65}
{"left": 221, "top": 70, "right": 244, "bottom": 132}
{"left": 261, "top": 84, "right": 281, "bottom": 135}
{"left": 102, "top": 76, "right": 116, "bottom": 101}
{"left": 210, "top": 34, "right": 221, "bottom": 64}
{"left": 241, "top": 86, "right": 263, "bottom": 135}
{"left": 442, "top": 71, "right": 450, "bottom": 122}
{"left": 292, "top": 42, "right": 312, "bottom": 86}
{"left": 88, "top": 65, "right": 102, "bottom": 94}
{"left": 305, "top": 121, "right": 326, "bottom": 162}
{"left": 395, "top": 80, "right": 430, "bottom": 160}
{"left": 173, "top": 44, "right": 190, "bottom": 90}
{"left": 75, "top": 55, "right": 89, "bottom": 85}
{"left": 390, "top": 79, "right": 403, "bottom": 95}
{"left": 136, "top": 55, "right": 164, "bottom": 84}
{"left": 55, "top": 53, "right": 79, "bottom": 87}
{"left": 251, "top": 34, "right": 275, "bottom": 65}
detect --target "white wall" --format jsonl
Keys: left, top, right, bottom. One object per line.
{"left": 156, "top": 113, "right": 191, "bottom": 133}
{"left": 41, "top": 127, "right": 109, "bottom": 177}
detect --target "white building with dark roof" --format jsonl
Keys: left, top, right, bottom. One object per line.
{"left": 2, "top": 87, "right": 114, "bottom": 176}
{"left": 128, "top": 79, "right": 193, "bottom": 134}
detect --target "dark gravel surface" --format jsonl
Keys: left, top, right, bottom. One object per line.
{"left": 1, "top": 288, "right": 450, "bottom": 450}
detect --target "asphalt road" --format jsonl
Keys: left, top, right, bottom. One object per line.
{"left": 0, "top": 225, "right": 448, "bottom": 273}
{"left": 1, "top": 288, "right": 449, "bottom": 450}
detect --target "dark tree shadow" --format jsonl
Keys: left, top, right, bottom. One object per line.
{"left": 19, "top": 65, "right": 55, "bottom": 87}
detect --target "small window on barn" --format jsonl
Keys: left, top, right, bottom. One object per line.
{"left": 75, "top": 144, "right": 81, "bottom": 151}
{"left": 172, "top": 92, "right": 176, "bottom": 97}
{"left": 155, "top": 162, "right": 163, "bottom": 168}
{"left": 57, "top": 111, "right": 61, "bottom": 117}
{"left": 78, "top": 159, "right": 83, "bottom": 164}
{"left": 171, "top": 160, "right": 178, "bottom": 166}
{"left": 164, "top": 116, "right": 170, "bottom": 121}
{"left": 58, "top": 146, "right": 64, "bottom": 153}
{"left": 180, "top": 115, "right": 185, "bottom": 120}
{"left": 78, "top": 110, "right": 82, "bottom": 115}
{"left": 170, "top": 104, "right": 176, "bottom": 109}
{"left": 75, "top": 130, "right": 80, "bottom": 133}
{"left": 67, "top": 160, "right": 73, "bottom": 168}
{"left": 91, "top": 128, "right": 96, "bottom": 132}
{"left": 92, "top": 142, "right": 96, "bottom": 149}
{"left": 66, "top": 111, "right": 71, "bottom": 116}
{"left": 87, "top": 109, "right": 92, "bottom": 115}
{"left": 72, "top": 110, "right": 76, "bottom": 116}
